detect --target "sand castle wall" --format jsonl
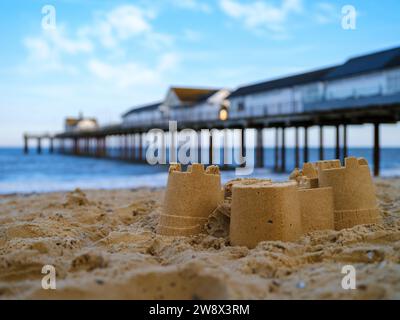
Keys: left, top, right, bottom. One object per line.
{"left": 298, "top": 187, "right": 334, "bottom": 233}
{"left": 230, "top": 181, "right": 302, "bottom": 248}
{"left": 294, "top": 163, "right": 335, "bottom": 233}
{"left": 158, "top": 163, "right": 223, "bottom": 236}
{"left": 317, "top": 157, "right": 381, "bottom": 230}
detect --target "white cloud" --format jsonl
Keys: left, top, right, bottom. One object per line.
{"left": 21, "top": 26, "right": 92, "bottom": 74}
{"left": 170, "top": 0, "right": 212, "bottom": 13}
{"left": 88, "top": 53, "right": 179, "bottom": 88}
{"left": 24, "top": 25, "right": 92, "bottom": 57}
{"left": 80, "top": 5, "right": 153, "bottom": 48}
{"left": 158, "top": 52, "right": 180, "bottom": 72}
{"left": 20, "top": 4, "right": 175, "bottom": 76}
{"left": 314, "top": 2, "right": 339, "bottom": 24}
{"left": 47, "top": 27, "right": 93, "bottom": 54}
{"left": 219, "top": 0, "right": 302, "bottom": 34}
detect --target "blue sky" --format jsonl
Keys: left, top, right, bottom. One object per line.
{"left": 0, "top": 0, "right": 400, "bottom": 147}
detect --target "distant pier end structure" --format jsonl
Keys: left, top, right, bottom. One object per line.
{"left": 24, "top": 115, "right": 98, "bottom": 154}
{"left": 52, "top": 47, "right": 400, "bottom": 176}
{"left": 23, "top": 133, "right": 54, "bottom": 154}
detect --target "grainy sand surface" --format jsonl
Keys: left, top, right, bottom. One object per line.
{"left": 0, "top": 178, "right": 399, "bottom": 299}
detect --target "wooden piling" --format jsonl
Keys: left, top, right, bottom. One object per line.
{"left": 295, "top": 127, "right": 299, "bottom": 168}
{"left": 343, "top": 124, "right": 348, "bottom": 161}
{"left": 373, "top": 123, "right": 380, "bottom": 177}
{"left": 209, "top": 132, "right": 213, "bottom": 165}
{"left": 139, "top": 133, "right": 143, "bottom": 162}
{"left": 319, "top": 125, "right": 324, "bottom": 160}
{"left": 241, "top": 128, "right": 246, "bottom": 167}
{"left": 24, "top": 135, "right": 29, "bottom": 154}
{"left": 131, "top": 134, "right": 135, "bottom": 161}
{"left": 223, "top": 129, "right": 230, "bottom": 169}
{"left": 303, "top": 126, "right": 309, "bottom": 163}
{"left": 274, "top": 128, "right": 279, "bottom": 171}
{"left": 49, "top": 138, "right": 54, "bottom": 154}
{"left": 37, "top": 138, "right": 42, "bottom": 154}
{"left": 256, "top": 128, "right": 264, "bottom": 168}
{"left": 335, "top": 124, "right": 340, "bottom": 160}
{"left": 281, "top": 127, "right": 286, "bottom": 172}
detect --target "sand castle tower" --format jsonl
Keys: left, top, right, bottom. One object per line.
{"left": 317, "top": 157, "right": 381, "bottom": 230}
{"left": 230, "top": 180, "right": 302, "bottom": 248}
{"left": 296, "top": 163, "right": 335, "bottom": 233}
{"left": 158, "top": 163, "right": 223, "bottom": 236}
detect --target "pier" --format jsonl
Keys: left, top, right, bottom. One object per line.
{"left": 26, "top": 47, "right": 400, "bottom": 176}
{"left": 51, "top": 103, "right": 400, "bottom": 176}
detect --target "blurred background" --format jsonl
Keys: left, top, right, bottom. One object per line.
{"left": 1, "top": 0, "right": 400, "bottom": 194}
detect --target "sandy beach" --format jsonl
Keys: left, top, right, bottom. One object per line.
{"left": 0, "top": 178, "right": 399, "bottom": 300}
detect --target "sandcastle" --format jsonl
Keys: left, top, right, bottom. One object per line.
{"left": 157, "top": 163, "right": 223, "bottom": 236}
{"left": 230, "top": 180, "right": 302, "bottom": 248}
{"left": 296, "top": 163, "right": 335, "bottom": 234}
{"left": 159, "top": 157, "right": 381, "bottom": 247}
{"left": 317, "top": 157, "right": 381, "bottom": 230}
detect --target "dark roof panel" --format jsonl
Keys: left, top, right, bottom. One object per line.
{"left": 230, "top": 66, "right": 336, "bottom": 98}
{"left": 324, "top": 46, "right": 400, "bottom": 80}
{"left": 230, "top": 46, "right": 400, "bottom": 98}
{"left": 171, "top": 87, "right": 220, "bottom": 104}
{"left": 122, "top": 101, "right": 162, "bottom": 118}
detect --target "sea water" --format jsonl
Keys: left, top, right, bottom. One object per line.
{"left": 0, "top": 147, "right": 399, "bottom": 194}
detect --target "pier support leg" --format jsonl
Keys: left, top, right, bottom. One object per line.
{"left": 49, "top": 138, "right": 54, "bottom": 154}
{"left": 139, "top": 133, "right": 143, "bottom": 162}
{"left": 95, "top": 138, "right": 100, "bottom": 157}
{"left": 124, "top": 135, "right": 128, "bottom": 160}
{"left": 74, "top": 138, "right": 79, "bottom": 155}
{"left": 304, "top": 126, "right": 309, "bottom": 164}
{"left": 319, "top": 126, "right": 324, "bottom": 160}
{"left": 131, "top": 134, "right": 136, "bottom": 161}
{"left": 281, "top": 127, "right": 286, "bottom": 172}
{"left": 295, "top": 127, "right": 299, "bottom": 168}
{"left": 37, "top": 138, "right": 42, "bottom": 154}
{"left": 374, "top": 123, "right": 380, "bottom": 177}
{"left": 256, "top": 128, "right": 264, "bottom": 168}
{"left": 335, "top": 125, "right": 340, "bottom": 160}
{"left": 240, "top": 128, "right": 246, "bottom": 168}
{"left": 103, "top": 137, "right": 107, "bottom": 157}
{"left": 274, "top": 128, "right": 279, "bottom": 172}
{"left": 209, "top": 133, "right": 213, "bottom": 165}
{"left": 85, "top": 138, "right": 89, "bottom": 155}
{"left": 24, "top": 135, "right": 29, "bottom": 154}
{"left": 60, "top": 139, "right": 64, "bottom": 154}
{"left": 222, "top": 129, "right": 229, "bottom": 169}
{"left": 343, "top": 124, "right": 348, "bottom": 161}
{"left": 105, "top": 137, "right": 107, "bottom": 157}
{"left": 198, "top": 131, "right": 202, "bottom": 164}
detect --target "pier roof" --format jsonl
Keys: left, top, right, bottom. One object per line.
{"left": 229, "top": 66, "right": 335, "bottom": 98}
{"left": 229, "top": 46, "right": 400, "bottom": 98}
{"left": 122, "top": 101, "right": 162, "bottom": 118}
{"left": 324, "top": 46, "right": 400, "bottom": 80}
{"left": 170, "top": 87, "right": 220, "bottom": 105}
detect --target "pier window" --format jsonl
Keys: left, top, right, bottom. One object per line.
{"left": 387, "top": 72, "right": 400, "bottom": 94}
{"left": 303, "top": 84, "right": 321, "bottom": 102}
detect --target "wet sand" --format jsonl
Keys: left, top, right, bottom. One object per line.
{"left": 0, "top": 178, "right": 399, "bottom": 299}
